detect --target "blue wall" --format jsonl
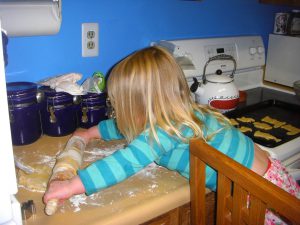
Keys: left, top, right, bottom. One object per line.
{"left": 5, "top": 0, "right": 294, "bottom": 83}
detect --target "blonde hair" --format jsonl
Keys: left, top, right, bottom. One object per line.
{"left": 107, "top": 46, "right": 228, "bottom": 143}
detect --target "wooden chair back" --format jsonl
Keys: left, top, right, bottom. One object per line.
{"left": 189, "top": 139, "right": 300, "bottom": 225}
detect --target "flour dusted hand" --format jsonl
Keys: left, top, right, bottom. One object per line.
{"left": 44, "top": 136, "right": 86, "bottom": 215}
{"left": 44, "top": 176, "right": 85, "bottom": 212}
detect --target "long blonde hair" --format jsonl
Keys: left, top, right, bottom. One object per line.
{"left": 107, "top": 46, "right": 228, "bottom": 143}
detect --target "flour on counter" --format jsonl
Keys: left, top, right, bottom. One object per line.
{"left": 15, "top": 150, "right": 56, "bottom": 169}
{"left": 84, "top": 142, "right": 125, "bottom": 162}
{"left": 17, "top": 141, "right": 181, "bottom": 214}
{"left": 36, "top": 154, "right": 56, "bottom": 167}
{"left": 66, "top": 162, "right": 161, "bottom": 213}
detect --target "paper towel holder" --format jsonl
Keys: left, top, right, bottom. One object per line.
{"left": 0, "top": 0, "right": 62, "bottom": 37}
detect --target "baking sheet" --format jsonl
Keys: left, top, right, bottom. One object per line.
{"left": 225, "top": 99, "right": 300, "bottom": 147}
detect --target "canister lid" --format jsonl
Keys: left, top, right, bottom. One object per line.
{"left": 81, "top": 92, "right": 107, "bottom": 106}
{"left": 6, "top": 82, "right": 37, "bottom": 104}
{"left": 38, "top": 85, "right": 73, "bottom": 105}
{"left": 39, "top": 86, "right": 71, "bottom": 97}
{"left": 81, "top": 92, "right": 107, "bottom": 100}
{"left": 7, "top": 82, "right": 37, "bottom": 94}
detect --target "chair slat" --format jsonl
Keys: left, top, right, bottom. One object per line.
{"left": 190, "top": 155, "right": 206, "bottom": 225}
{"left": 217, "top": 173, "right": 232, "bottom": 225}
{"left": 248, "top": 195, "right": 267, "bottom": 225}
{"left": 231, "top": 184, "right": 248, "bottom": 224}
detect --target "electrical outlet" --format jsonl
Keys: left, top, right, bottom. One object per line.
{"left": 82, "top": 23, "right": 99, "bottom": 57}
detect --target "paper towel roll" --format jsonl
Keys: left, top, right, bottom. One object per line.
{"left": 0, "top": 0, "right": 62, "bottom": 37}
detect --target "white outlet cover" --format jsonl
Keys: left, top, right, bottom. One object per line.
{"left": 82, "top": 23, "right": 99, "bottom": 57}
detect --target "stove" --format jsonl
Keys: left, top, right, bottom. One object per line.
{"left": 241, "top": 88, "right": 300, "bottom": 181}
{"left": 153, "top": 35, "right": 300, "bottom": 181}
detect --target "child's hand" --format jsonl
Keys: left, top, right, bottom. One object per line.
{"left": 43, "top": 175, "right": 86, "bottom": 204}
{"left": 43, "top": 179, "right": 73, "bottom": 204}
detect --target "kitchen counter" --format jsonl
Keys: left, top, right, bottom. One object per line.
{"left": 14, "top": 134, "right": 191, "bottom": 225}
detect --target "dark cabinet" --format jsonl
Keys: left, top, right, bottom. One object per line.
{"left": 141, "top": 192, "right": 216, "bottom": 225}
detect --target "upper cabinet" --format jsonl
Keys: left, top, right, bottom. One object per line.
{"left": 259, "top": 0, "right": 300, "bottom": 7}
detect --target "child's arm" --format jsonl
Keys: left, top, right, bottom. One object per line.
{"left": 72, "top": 125, "right": 101, "bottom": 144}
{"left": 78, "top": 128, "right": 176, "bottom": 195}
{"left": 72, "top": 117, "right": 124, "bottom": 145}
{"left": 97, "top": 119, "right": 124, "bottom": 141}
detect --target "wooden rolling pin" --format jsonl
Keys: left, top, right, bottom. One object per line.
{"left": 45, "top": 136, "right": 86, "bottom": 216}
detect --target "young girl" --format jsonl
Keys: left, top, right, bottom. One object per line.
{"left": 44, "top": 46, "right": 299, "bottom": 224}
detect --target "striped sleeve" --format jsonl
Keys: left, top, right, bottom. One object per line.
{"left": 78, "top": 128, "right": 176, "bottom": 195}
{"left": 203, "top": 115, "right": 254, "bottom": 190}
{"left": 98, "top": 119, "right": 124, "bottom": 141}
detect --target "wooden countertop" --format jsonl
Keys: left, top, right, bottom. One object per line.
{"left": 14, "top": 134, "right": 190, "bottom": 225}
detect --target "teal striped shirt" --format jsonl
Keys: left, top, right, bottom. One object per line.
{"left": 78, "top": 112, "right": 254, "bottom": 195}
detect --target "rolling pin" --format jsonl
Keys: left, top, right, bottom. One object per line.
{"left": 45, "top": 136, "right": 86, "bottom": 216}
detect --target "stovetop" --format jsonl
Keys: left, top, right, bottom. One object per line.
{"left": 233, "top": 87, "right": 300, "bottom": 160}
{"left": 240, "top": 87, "right": 300, "bottom": 108}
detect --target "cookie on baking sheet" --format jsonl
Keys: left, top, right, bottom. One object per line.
{"left": 281, "top": 124, "right": 300, "bottom": 136}
{"left": 239, "top": 126, "right": 252, "bottom": 133}
{"left": 230, "top": 118, "right": 239, "bottom": 126}
{"left": 254, "top": 130, "right": 281, "bottom": 143}
{"left": 236, "top": 116, "right": 255, "bottom": 123}
{"left": 253, "top": 122, "right": 272, "bottom": 130}
{"left": 261, "top": 116, "right": 286, "bottom": 128}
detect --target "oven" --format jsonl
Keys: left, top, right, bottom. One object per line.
{"left": 153, "top": 35, "right": 300, "bottom": 183}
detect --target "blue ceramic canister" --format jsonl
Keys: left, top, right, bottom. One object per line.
{"left": 79, "top": 92, "right": 107, "bottom": 129}
{"left": 39, "top": 86, "right": 78, "bottom": 136}
{"left": 6, "top": 82, "right": 42, "bottom": 145}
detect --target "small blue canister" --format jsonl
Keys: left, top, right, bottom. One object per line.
{"left": 78, "top": 92, "right": 107, "bottom": 129}
{"left": 7, "top": 82, "right": 42, "bottom": 145}
{"left": 39, "top": 86, "right": 78, "bottom": 136}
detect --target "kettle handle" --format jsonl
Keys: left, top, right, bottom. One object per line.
{"left": 190, "top": 77, "right": 200, "bottom": 93}
{"left": 202, "top": 54, "right": 237, "bottom": 84}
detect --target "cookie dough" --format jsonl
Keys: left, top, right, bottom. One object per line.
{"left": 17, "top": 164, "right": 52, "bottom": 192}
{"left": 230, "top": 118, "right": 239, "bottom": 126}
{"left": 281, "top": 124, "right": 300, "bottom": 136}
{"left": 239, "top": 126, "right": 252, "bottom": 133}
{"left": 261, "top": 116, "right": 286, "bottom": 128}
{"left": 253, "top": 122, "right": 272, "bottom": 130}
{"left": 254, "top": 130, "right": 281, "bottom": 143}
{"left": 237, "top": 116, "right": 255, "bottom": 123}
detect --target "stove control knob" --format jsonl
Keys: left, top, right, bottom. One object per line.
{"left": 249, "top": 47, "right": 257, "bottom": 55}
{"left": 257, "top": 46, "right": 265, "bottom": 55}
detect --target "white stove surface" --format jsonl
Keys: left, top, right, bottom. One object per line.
{"left": 282, "top": 152, "right": 300, "bottom": 181}
{"left": 258, "top": 137, "right": 300, "bottom": 161}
